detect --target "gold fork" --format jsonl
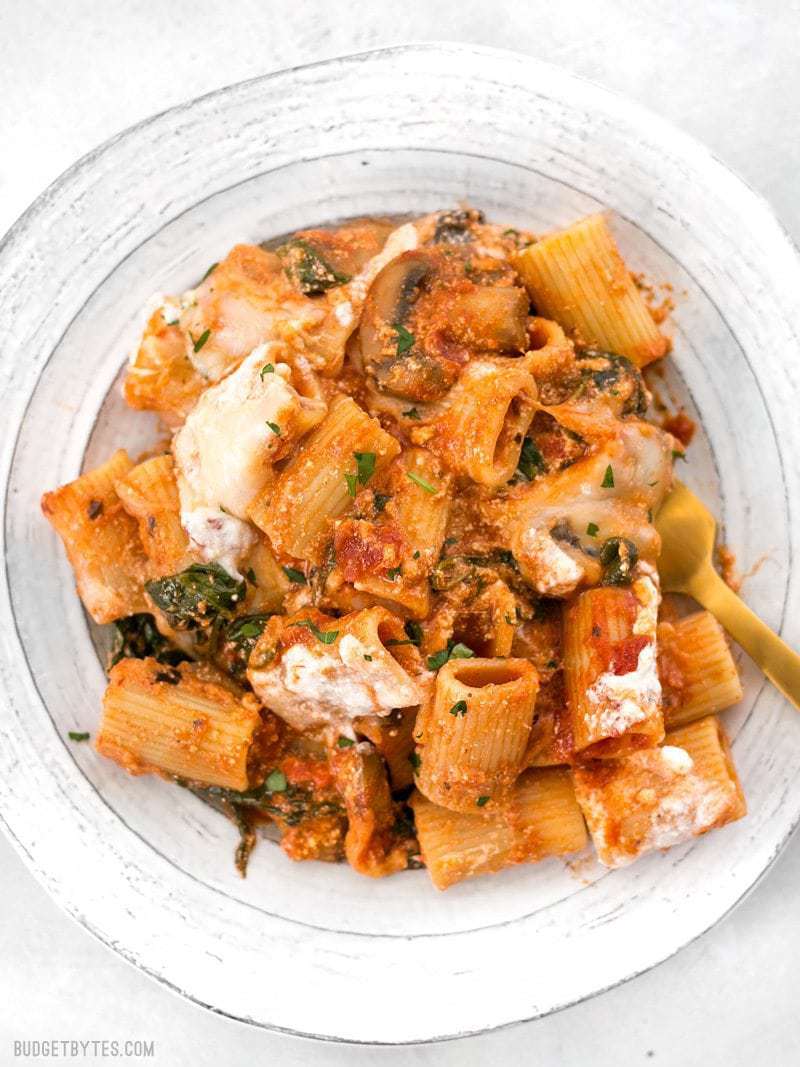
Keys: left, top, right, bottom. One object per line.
{"left": 655, "top": 481, "right": 800, "bottom": 710}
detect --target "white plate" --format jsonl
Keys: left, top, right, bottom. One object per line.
{"left": 1, "top": 44, "right": 799, "bottom": 1044}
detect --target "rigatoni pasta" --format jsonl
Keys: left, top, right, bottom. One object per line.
{"left": 658, "top": 611, "right": 743, "bottom": 728}
{"left": 249, "top": 394, "right": 400, "bottom": 562}
{"left": 43, "top": 203, "right": 754, "bottom": 888}
{"left": 563, "top": 577, "right": 664, "bottom": 758}
{"left": 414, "top": 658, "right": 539, "bottom": 811}
{"left": 512, "top": 213, "right": 668, "bottom": 367}
{"left": 411, "top": 767, "right": 587, "bottom": 889}
{"left": 98, "top": 658, "right": 263, "bottom": 790}
{"left": 573, "top": 716, "right": 745, "bottom": 867}
{"left": 42, "top": 449, "right": 148, "bottom": 623}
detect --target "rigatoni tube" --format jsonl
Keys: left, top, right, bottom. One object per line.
{"left": 411, "top": 767, "right": 587, "bottom": 889}
{"left": 249, "top": 395, "right": 400, "bottom": 562}
{"left": 563, "top": 576, "right": 664, "bottom": 758}
{"left": 414, "top": 657, "right": 539, "bottom": 811}
{"left": 659, "top": 612, "right": 743, "bottom": 729}
{"left": 41, "top": 449, "right": 148, "bottom": 623}
{"left": 98, "top": 658, "right": 264, "bottom": 790}
{"left": 512, "top": 214, "right": 668, "bottom": 367}
{"left": 426, "top": 358, "right": 538, "bottom": 488}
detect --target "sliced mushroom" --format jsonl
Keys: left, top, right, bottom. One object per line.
{"left": 359, "top": 248, "right": 530, "bottom": 402}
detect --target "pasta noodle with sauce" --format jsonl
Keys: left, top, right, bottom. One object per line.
{"left": 41, "top": 205, "right": 750, "bottom": 889}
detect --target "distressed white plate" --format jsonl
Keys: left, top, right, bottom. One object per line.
{"left": 1, "top": 44, "right": 799, "bottom": 1044}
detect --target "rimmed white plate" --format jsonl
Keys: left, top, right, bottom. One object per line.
{"left": 1, "top": 44, "right": 799, "bottom": 1044}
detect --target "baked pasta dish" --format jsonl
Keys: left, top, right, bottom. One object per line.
{"left": 42, "top": 209, "right": 746, "bottom": 888}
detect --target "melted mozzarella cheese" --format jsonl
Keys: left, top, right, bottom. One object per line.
{"left": 174, "top": 345, "right": 325, "bottom": 520}
{"left": 181, "top": 507, "right": 256, "bottom": 578}
{"left": 586, "top": 640, "right": 661, "bottom": 736}
{"left": 659, "top": 745, "right": 693, "bottom": 774}
{"left": 519, "top": 527, "right": 584, "bottom": 597}
{"left": 249, "top": 635, "right": 422, "bottom": 735}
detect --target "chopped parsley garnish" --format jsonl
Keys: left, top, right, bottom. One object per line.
{"left": 363, "top": 654, "right": 373, "bottom": 662}
{"left": 191, "top": 328, "right": 211, "bottom": 353}
{"left": 373, "top": 492, "right": 391, "bottom": 514}
{"left": 449, "top": 700, "right": 468, "bottom": 717}
{"left": 405, "top": 620, "right": 423, "bottom": 646}
{"left": 407, "top": 471, "right": 436, "bottom": 494}
{"left": 601, "top": 464, "right": 615, "bottom": 489}
{"left": 68, "top": 731, "right": 90, "bottom": 742}
{"left": 504, "top": 612, "right": 515, "bottom": 625}
{"left": 344, "top": 472, "right": 358, "bottom": 497}
{"left": 266, "top": 421, "right": 281, "bottom": 436}
{"left": 672, "top": 450, "right": 686, "bottom": 462}
{"left": 337, "top": 736, "right": 355, "bottom": 748}
{"left": 413, "top": 550, "right": 421, "bottom": 559}
{"left": 354, "top": 451, "right": 376, "bottom": 485}
{"left": 403, "top": 407, "right": 421, "bottom": 420}
{"left": 260, "top": 363, "right": 275, "bottom": 379}
{"left": 200, "top": 262, "right": 218, "bottom": 283}
{"left": 409, "top": 752, "right": 421, "bottom": 772}
{"left": 386, "top": 565, "right": 402, "bottom": 581}
{"left": 293, "top": 619, "right": 339, "bottom": 644}
{"left": 282, "top": 566, "right": 307, "bottom": 585}
{"left": 476, "top": 796, "right": 490, "bottom": 807}
{"left": 546, "top": 659, "right": 558, "bottom": 669}
{"left": 426, "top": 640, "right": 475, "bottom": 671}
{"left": 245, "top": 567, "right": 258, "bottom": 586}
{"left": 393, "top": 323, "right": 415, "bottom": 354}
{"left": 516, "top": 437, "right": 546, "bottom": 481}
{"left": 586, "top": 522, "right": 599, "bottom": 537}
{"left": 266, "top": 769, "right": 288, "bottom": 792}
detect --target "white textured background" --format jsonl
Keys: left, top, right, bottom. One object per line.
{"left": 2, "top": 1, "right": 800, "bottom": 1063}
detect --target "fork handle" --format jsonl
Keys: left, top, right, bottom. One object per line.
{"left": 689, "top": 566, "right": 800, "bottom": 712}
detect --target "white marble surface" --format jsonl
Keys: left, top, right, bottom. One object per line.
{"left": 1, "top": 1, "right": 799, "bottom": 1062}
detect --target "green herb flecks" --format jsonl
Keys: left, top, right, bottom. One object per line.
{"left": 601, "top": 464, "right": 615, "bottom": 489}
{"left": 265, "top": 421, "right": 281, "bottom": 436}
{"left": 516, "top": 437, "right": 546, "bottom": 481}
{"left": 393, "top": 323, "right": 415, "bottom": 355}
{"left": 407, "top": 471, "right": 436, "bottom": 494}
{"left": 282, "top": 566, "right": 307, "bottom": 585}
{"left": 354, "top": 451, "right": 376, "bottom": 485}
{"left": 449, "top": 700, "right": 468, "bottom": 717}
{"left": 586, "top": 522, "right": 599, "bottom": 537}
{"left": 426, "top": 640, "right": 475, "bottom": 671}
{"left": 266, "top": 769, "right": 288, "bottom": 793}
{"left": 293, "top": 619, "right": 339, "bottom": 645}
{"left": 191, "top": 329, "right": 211, "bottom": 353}
{"left": 68, "top": 731, "right": 90, "bottom": 742}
